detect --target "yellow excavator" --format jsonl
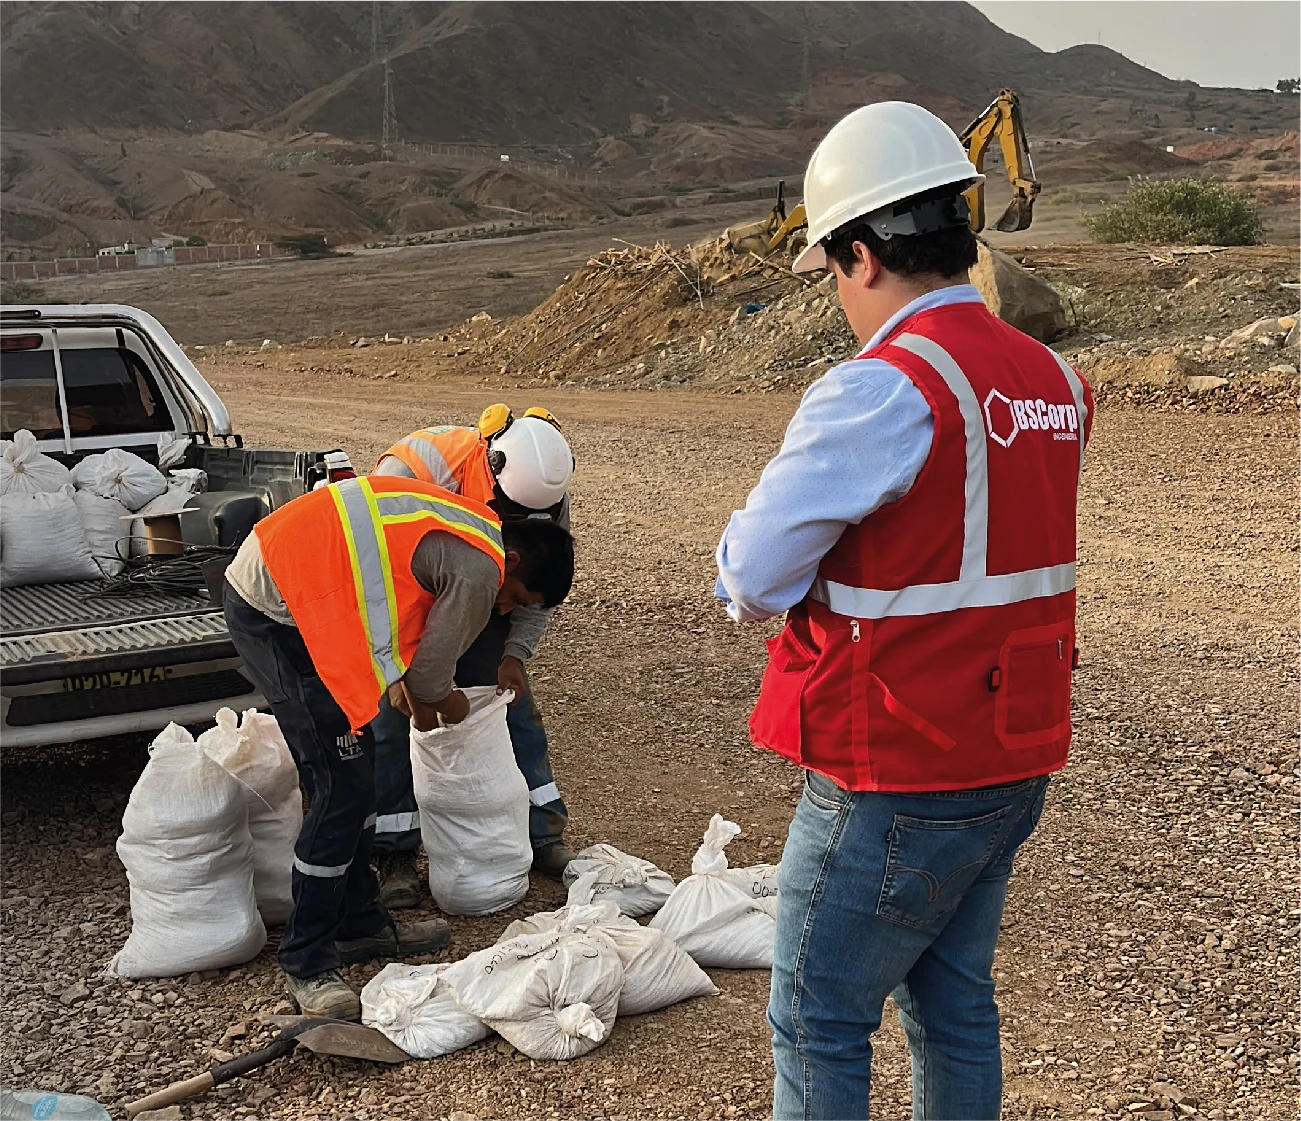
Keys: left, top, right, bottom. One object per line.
{"left": 725, "top": 89, "right": 1040, "bottom": 258}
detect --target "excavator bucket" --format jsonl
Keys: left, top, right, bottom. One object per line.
{"left": 994, "top": 195, "right": 1036, "bottom": 233}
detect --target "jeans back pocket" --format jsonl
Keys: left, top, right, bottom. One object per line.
{"left": 876, "top": 805, "right": 1011, "bottom": 930}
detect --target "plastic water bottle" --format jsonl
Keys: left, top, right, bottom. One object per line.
{"left": 0, "top": 1089, "right": 110, "bottom": 1121}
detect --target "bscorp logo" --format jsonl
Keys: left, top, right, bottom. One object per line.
{"left": 983, "top": 389, "right": 1079, "bottom": 448}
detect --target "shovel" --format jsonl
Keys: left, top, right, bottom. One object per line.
{"left": 123, "top": 1016, "right": 409, "bottom": 1117}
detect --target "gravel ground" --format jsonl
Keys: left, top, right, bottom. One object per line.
{"left": 2, "top": 368, "right": 1296, "bottom": 1120}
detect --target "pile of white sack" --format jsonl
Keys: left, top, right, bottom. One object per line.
{"left": 361, "top": 815, "right": 777, "bottom": 1062}
{"left": 109, "top": 708, "right": 301, "bottom": 978}
{"left": 0, "top": 431, "right": 201, "bottom": 585}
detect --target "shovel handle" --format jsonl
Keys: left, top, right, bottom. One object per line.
{"left": 124, "top": 1071, "right": 215, "bottom": 1116}
{"left": 124, "top": 1034, "right": 297, "bottom": 1116}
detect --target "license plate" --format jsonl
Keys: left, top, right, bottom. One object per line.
{"left": 62, "top": 666, "right": 172, "bottom": 692}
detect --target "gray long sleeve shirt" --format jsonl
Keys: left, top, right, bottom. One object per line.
{"left": 225, "top": 530, "right": 497, "bottom": 705}
{"left": 373, "top": 453, "right": 569, "bottom": 663}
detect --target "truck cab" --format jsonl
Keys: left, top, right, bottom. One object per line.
{"left": 1, "top": 304, "right": 343, "bottom": 748}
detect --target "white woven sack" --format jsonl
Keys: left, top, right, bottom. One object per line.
{"left": 110, "top": 723, "right": 266, "bottom": 978}
{"left": 73, "top": 490, "right": 130, "bottom": 577}
{"left": 0, "top": 487, "right": 100, "bottom": 586}
{"left": 503, "top": 902, "right": 718, "bottom": 1017}
{"left": 723, "top": 863, "right": 781, "bottom": 918}
{"left": 129, "top": 481, "right": 197, "bottom": 557}
{"left": 649, "top": 815, "right": 777, "bottom": 969}
{"left": 198, "top": 708, "right": 301, "bottom": 926}
{"left": 444, "top": 930, "right": 624, "bottom": 1061}
{"left": 361, "top": 962, "right": 489, "bottom": 1058}
{"left": 71, "top": 447, "right": 167, "bottom": 511}
{"left": 410, "top": 686, "right": 530, "bottom": 916}
{"left": 562, "top": 843, "right": 675, "bottom": 917}
{"left": 0, "top": 430, "right": 71, "bottom": 495}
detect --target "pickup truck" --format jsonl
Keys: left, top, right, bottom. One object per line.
{"left": 1, "top": 303, "right": 348, "bottom": 748}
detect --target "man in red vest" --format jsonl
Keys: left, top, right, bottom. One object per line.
{"left": 715, "top": 101, "right": 1093, "bottom": 1120}
{"left": 223, "top": 476, "right": 574, "bottom": 1020}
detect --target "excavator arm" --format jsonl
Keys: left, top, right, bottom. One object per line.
{"left": 725, "top": 88, "right": 1040, "bottom": 259}
{"left": 959, "top": 88, "right": 1040, "bottom": 233}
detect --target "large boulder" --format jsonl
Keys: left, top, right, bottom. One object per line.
{"left": 970, "top": 242, "right": 1067, "bottom": 343}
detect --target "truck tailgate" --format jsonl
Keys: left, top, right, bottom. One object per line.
{"left": 2, "top": 580, "right": 233, "bottom": 684}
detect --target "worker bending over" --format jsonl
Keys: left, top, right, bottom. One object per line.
{"left": 369, "top": 404, "right": 578, "bottom": 903}
{"left": 715, "top": 101, "right": 1092, "bottom": 1120}
{"left": 224, "top": 475, "right": 574, "bottom": 1020}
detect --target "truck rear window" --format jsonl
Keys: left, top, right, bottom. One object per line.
{"left": 1, "top": 347, "right": 173, "bottom": 440}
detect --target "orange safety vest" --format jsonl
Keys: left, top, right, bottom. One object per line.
{"left": 378, "top": 426, "right": 497, "bottom": 505}
{"left": 256, "top": 476, "right": 505, "bottom": 730}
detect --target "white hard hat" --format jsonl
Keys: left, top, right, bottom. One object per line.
{"left": 792, "top": 101, "right": 983, "bottom": 273}
{"left": 489, "top": 416, "right": 574, "bottom": 510}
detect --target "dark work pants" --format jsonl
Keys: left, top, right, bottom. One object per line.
{"left": 372, "top": 609, "right": 568, "bottom": 857}
{"left": 223, "top": 584, "right": 389, "bottom": 978}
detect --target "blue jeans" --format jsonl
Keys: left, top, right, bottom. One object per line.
{"left": 769, "top": 770, "right": 1050, "bottom": 1121}
{"left": 371, "top": 610, "right": 567, "bottom": 856}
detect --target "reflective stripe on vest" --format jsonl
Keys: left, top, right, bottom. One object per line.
{"left": 329, "top": 477, "right": 504, "bottom": 690}
{"left": 807, "top": 333, "right": 1081, "bottom": 621}
{"left": 385, "top": 427, "right": 460, "bottom": 488}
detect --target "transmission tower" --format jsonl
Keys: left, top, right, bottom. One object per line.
{"left": 372, "top": 1, "right": 397, "bottom": 159}
{"left": 382, "top": 59, "right": 396, "bottom": 160}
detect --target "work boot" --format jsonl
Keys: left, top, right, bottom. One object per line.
{"left": 532, "top": 841, "right": 579, "bottom": 882}
{"left": 335, "top": 918, "right": 451, "bottom": 966}
{"left": 284, "top": 969, "right": 360, "bottom": 1022}
{"left": 375, "top": 850, "right": 423, "bottom": 911}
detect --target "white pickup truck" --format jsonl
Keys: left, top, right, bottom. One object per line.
{"left": 1, "top": 303, "right": 349, "bottom": 748}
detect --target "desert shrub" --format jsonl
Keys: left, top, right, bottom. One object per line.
{"left": 451, "top": 197, "right": 479, "bottom": 214}
{"left": 1238, "top": 173, "right": 1259, "bottom": 182}
{"left": 1262, "top": 161, "right": 1285, "bottom": 172}
{"left": 184, "top": 234, "right": 207, "bottom": 246}
{"left": 1084, "top": 177, "right": 1263, "bottom": 245}
{"left": 486, "top": 270, "right": 514, "bottom": 279}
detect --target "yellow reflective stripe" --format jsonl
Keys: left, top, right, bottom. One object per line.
{"left": 379, "top": 509, "right": 506, "bottom": 562}
{"left": 359, "top": 479, "right": 407, "bottom": 676}
{"left": 330, "top": 485, "right": 386, "bottom": 691}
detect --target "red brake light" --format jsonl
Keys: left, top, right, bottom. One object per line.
{"left": 1, "top": 334, "right": 42, "bottom": 352}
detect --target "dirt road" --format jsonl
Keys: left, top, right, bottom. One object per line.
{"left": 2, "top": 360, "right": 1296, "bottom": 1120}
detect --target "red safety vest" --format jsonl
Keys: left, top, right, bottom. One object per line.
{"left": 749, "top": 299, "right": 1094, "bottom": 792}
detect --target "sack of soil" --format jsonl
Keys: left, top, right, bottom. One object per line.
{"left": 110, "top": 723, "right": 266, "bottom": 978}
{"left": 503, "top": 901, "right": 718, "bottom": 1017}
{"left": 199, "top": 708, "right": 302, "bottom": 926}
{"left": 73, "top": 490, "right": 130, "bottom": 576}
{"left": 0, "top": 430, "right": 71, "bottom": 495}
{"left": 410, "top": 686, "right": 531, "bottom": 916}
{"left": 445, "top": 929, "right": 624, "bottom": 1061}
{"left": 71, "top": 447, "right": 167, "bottom": 512}
{"left": 0, "top": 487, "right": 101, "bottom": 586}
{"left": 361, "top": 962, "right": 489, "bottom": 1058}
{"left": 649, "top": 815, "right": 778, "bottom": 969}
{"left": 562, "top": 843, "right": 675, "bottom": 917}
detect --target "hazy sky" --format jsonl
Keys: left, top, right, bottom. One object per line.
{"left": 970, "top": 1, "right": 1301, "bottom": 90}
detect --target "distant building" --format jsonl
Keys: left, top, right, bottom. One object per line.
{"left": 97, "top": 240, "right": 140, "bottom": 257}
